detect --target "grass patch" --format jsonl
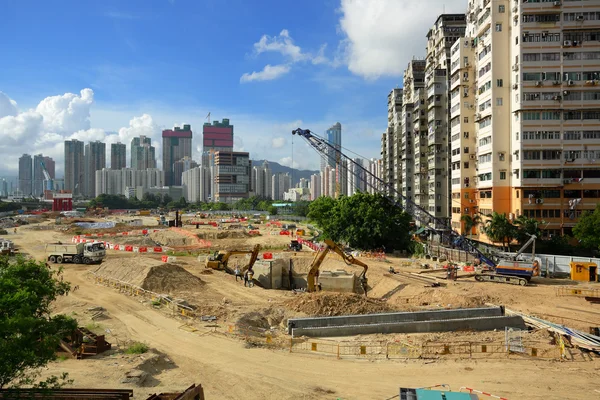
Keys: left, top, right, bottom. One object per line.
{"left": 55, "top": 354, "right": 70, "bottom": 362}
{"left": 125, "top": 342, "right": 149, "bottom": 354}
{"left": 85, "top": 322, "right": 102, "bottom": 333}
{"left": 151, "top": 299, "right": 162, "bottom": 307}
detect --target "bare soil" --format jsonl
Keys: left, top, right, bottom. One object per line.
{"left": 8, "top": 218, "right": 600, "bottom": 400}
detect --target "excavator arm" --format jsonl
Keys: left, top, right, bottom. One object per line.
{"left": 324, "top": 239, "right": 369, "bottom": 295}
{"left": 306, "top": 242, "right": 332, "bottom": 292}
{"left": 242, "top": 244, "right": 261, "bottom": 273}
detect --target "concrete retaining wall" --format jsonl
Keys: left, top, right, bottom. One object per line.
{"left": 287, "top": 307, "right": 504, "bottom": 334}
{"left": 291, "top": 315, "right": 525, "bottom": 337}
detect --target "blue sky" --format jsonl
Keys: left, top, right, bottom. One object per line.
{"left": 0, "top": 0, "right": 464, "bottom": 175}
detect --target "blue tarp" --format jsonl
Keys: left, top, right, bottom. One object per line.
{"left": 74, "top": 222, "right": 116, "bottom": 229}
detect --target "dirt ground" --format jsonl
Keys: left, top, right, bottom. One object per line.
{"left": 8, "top": 218, "right": 600, "bottom": 400}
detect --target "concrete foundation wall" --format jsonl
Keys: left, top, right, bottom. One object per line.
{"left": 291, "top": 315, "right": 525, "bottom": 337}
{"left": 318, "top": 270, "right": 355, "bottom": 293}
{"left": 253, "top": 260, "right": 284, "bottom": 289}
{"left": 287, "top": 307, "right": 504, "bottom": 334}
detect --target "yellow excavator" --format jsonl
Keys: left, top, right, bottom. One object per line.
{"left": 306, "top": 239, "right": 368, "bottom": 296}
{"left": 205, "top": 244, "right": 261, "bottom": 274}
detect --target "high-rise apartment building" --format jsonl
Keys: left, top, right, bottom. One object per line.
{"left": 425, "top": 14, "right": 467, "bottom": 222}
{"left": 182, "top": 166, "right": 210, "bottom": 203}
{"left": 310, "top": 173, "right": 321, "bottom": 200}
{"left": 64, "top": 139, "right": 84, "bottom": 196}
{"left": 212, "top": 151, "right": 250, "bottom": 203}
{"left": 387, "top": 89, "right": 403, "bottom": 195}
{"left": 111, "top": 142, "right": 126, "bottom": 170}
{"left": 131, "top": 136, "right": 156, "bottom": 170}
{"left": 32, "top": 154, "right": 46, "bottom": 197}
{"left": 173, "top": 156, "right": 198, "bottom": 186}
{"left": 395, "top": 1, "right": 600, "bottom": 238}
{"left": 347, "top": 158, "right": 367, "bottom": 196}
{"left": 272, "top": 172, "right": 292, "bottom": 201}
{"left": 95, "top": 168, "right": 163, "bottom": 197}
{"left": 162, "top": 125, "right": 192, "bottom": 186}
{"left": 84, "top": 141, "right": 106, "bottom": 198}
{"left": 18, "top": 154, "right": 32, "bottom": 196}
{"left": 402, "top": 61, "right": 427, "bottom": 205}
{"left": 380, "top": 131, "right": 394, "bottom": 196}
{"left": 323, "top": 122, "right": 342, "bottom": 169}
{"left": 321, "top": 165, "right": 332, "bottom": 198}
{"left": 253, "top": 160, "right": 272, "bottom": 198}
{"left": 43, "top": 156, "right": 55, "bottom": 180}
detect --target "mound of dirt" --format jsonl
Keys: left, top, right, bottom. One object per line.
{"left": 388, "top": 288, "right": 497, "bottom": 310}
{"left": 197, "top": 230, "right": 251, "bottom": 240}
{"left": 91, "top": 258, "right": 204, "bottom": 294}
{"left": 150, "top": 230, "right": 197, "bottom": 247}
{"left": 109, "top": 236, "right": 158, "bottom": 246}
{"left": 285, "top": 293, "right": 394, "bottom": 317}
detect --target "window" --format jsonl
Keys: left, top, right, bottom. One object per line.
{"left": 500, "top": 171, "right": 506, "bottom": 180}
{"left": 497, "top": 79, "right": 503, "bottom": 87}
{"left": 495, "top": 23, "right": 502, "bottom": 32}
{"left": 463, "top": 117, "right": 469, "bottom": 123}
{"left": 496, "top": 98, "right": 503, "bottom": 106}
{"left": 464, "top": 162, "right": 470, "bottom": 169}
{"left": 499, "top": 5, "right": 505, "bottom": 13}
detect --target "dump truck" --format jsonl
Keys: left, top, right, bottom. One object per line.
{"left": 45, "top": 242, "right": 106, "bottom": 264}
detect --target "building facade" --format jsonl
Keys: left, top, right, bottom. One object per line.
{"left": 84, "top": 141, "right": 106, "bottom": 198}
{"left": 173, "top": 156, "right": 198, "bottom": 186}
{"left": 64, "top": 139, "right": 84, "bottom": 196}
{"left": 162, "top": 125, "right": 192, "bottom": 186}
{"left": 182, "top": 166, "right": 210, "bottom": 203}
{"left": 18, "top": 154, "right": 32, "bottom": 196}
{"left": 310, "top": 173, "right": 321, "bottom": 200}
{"left": 212, "top": 151, "right": 250, "bottom": 203}
{"left": 253, "top": 160, "right": 272, "bottom": 198}
{"left": 131, "top": 136, "right": 156, "bottom": 170}
{"left": 95, "top": 168, "right": 164, "bottom": 197}
{"left": 111, "top": 142, "right": 127, "bottom": 170}
{"left": 272, "top": 172, "right": 292, "bottom": 201}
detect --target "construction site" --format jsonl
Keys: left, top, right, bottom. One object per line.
{"left": 2, "top": 207, "right": 599, "bottom": 400}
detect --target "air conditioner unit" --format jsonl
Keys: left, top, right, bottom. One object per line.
{"left": 469, "top": 154, "right": 476, "bottom": 160}
{"left": 536, "top": 198, "right": 544, "bottom": 204}
{"left": 576, "top": 15, "right": 584, "bottom": 20}
{"left": 512, "top": 64, "right": 519, "bottom": 71}
{"left": 536, "top": 81, "right": 543, "bottom": 87}
{"left": 512, "top": 6, "right": 518, "bottom": 12}
{"left": 475, "top": 113, "right": 482, "bottom": 120}
{"left": 512, "top": 84, "right": 519, "bottom": 89}
{"left": 563, "top": 90, "right": 569, "bottom": 95}
{"left": 568, "top": 80, "right": 575, "bottom": 86}
{"left": 552, "top": 81, "right": 560, "bottom": 85}
{"left": 553, "top": 0, "right": 561, "bottom": 6}
{"left": 564, "top": 40, "right": 572, "bottom": 47}
{"left": 469, "top": 199, "right": 475, "bottom": 203}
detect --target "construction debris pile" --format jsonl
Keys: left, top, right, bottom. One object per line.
{"left": 285, "top": 292, "right": 394, "bottom": 316}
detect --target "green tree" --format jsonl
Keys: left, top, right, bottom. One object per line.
{"left": 573, "top": 204, "right": 600, "bottom": 251}
{"left": 483, "top": 212, "right": 516, "bottom": 251}
{"left": 267, "top": 205, "right": 278, "bottom": 215}
{"left": 513, "top": 215, "right": 541, "bottom": 245}
{"left": 308, "top": 193, "right": 411, "bottom": 251}
{"left": 0, "top": 257, "right": 77, "bottom": 389}
{"left": 292, "top": 201, "right": 310, "bottom": 217}
{"left": 461, "top": 214, "right": 482, "bottom": 238}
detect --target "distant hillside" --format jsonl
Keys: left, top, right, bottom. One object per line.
{"left": 251, "top": 159, "right": 318, "bottom": 185}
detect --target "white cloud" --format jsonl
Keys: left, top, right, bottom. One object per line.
{"left": 0, "top": 91, "right": 19, "bottom": 118}
{"left": 36, "top": 88, "right": 94, "bottom": 133}
{"left": 337, "top": 0, "right": 465, "bottom": 79}
{"left": 271, "top": 137, "right": 286, "bottom": 149}
{"left": 254, "top": 29, "right": 308, "bottom": 62}
{"left": 278, "top": 157, "right": 300, "bottom": 169}
{"left": 241, "top": 30, "right": 337, "bottom": 83}
{"left": 240, "top": 64, "right": 291, "bottom": 83}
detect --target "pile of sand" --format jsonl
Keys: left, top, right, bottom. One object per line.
{"left": 91, "top": 258, "right": 204, "bottom": 294}
{"left": 285, "top": 293, "right": 394, "bottom": 317}
{"left": 109, "top": 236, "right": 158, "bottom": 246}
{"left": 150, "top": 230, "right": 197, "bottom": 247}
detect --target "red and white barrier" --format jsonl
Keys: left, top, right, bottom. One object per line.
{"left": 297, "top": 238, "right": 324, "bottom": 252}
{"left": 460, "top": 387, "right": 508, "bottom": 400}
{"left": 71, "top": 234, "right": 164, "bottom": 253}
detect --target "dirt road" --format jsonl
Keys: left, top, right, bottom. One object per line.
{"left": 13, "top": 227, "right": 600, "bottom": 400}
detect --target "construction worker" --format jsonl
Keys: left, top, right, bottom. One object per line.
{"left": 234, "top": 266, "right": 242, "bottom": 282}
{"left": 248, "top": 269, "right": 255, "bottom": 287}
{"left": 388, "top": 266, "right": 396, "bottom": 274}
{"left": 243, "top": 270, "right": 249, "bottom": 287}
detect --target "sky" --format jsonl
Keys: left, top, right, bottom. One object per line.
{"left": 0, "top": 0, "right": 465, "bottom": 177}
